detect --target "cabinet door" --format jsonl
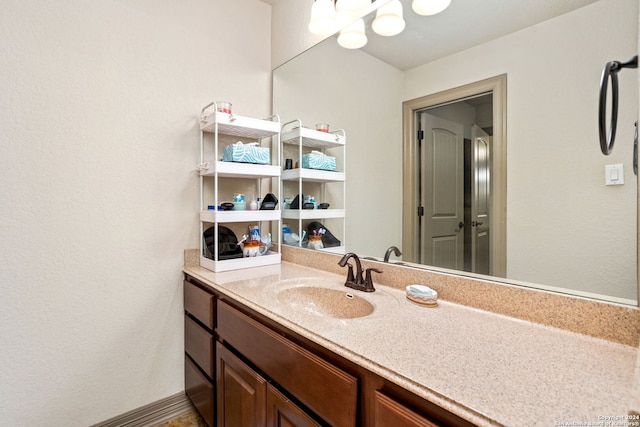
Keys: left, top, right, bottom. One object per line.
{"left": 266, "top": 384, "right": 322, "bottom": 427}
{"left": 374, "top": 391, "right": 442, "bottom": 427}
{"left": 217, "top": 342, "right": 267, "bottom": 427}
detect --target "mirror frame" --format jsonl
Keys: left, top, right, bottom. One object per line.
{"left": 402, "top": 74, "right": 508, "bottom": 277}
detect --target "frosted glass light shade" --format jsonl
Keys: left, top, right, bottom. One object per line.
{"left": 335, "top": 0, "right": 371, "bottom": 12}
{"left": 335, "top": 0, "right": 371, "bottom": 27}
{"left": 308, "top": 0, "right": 338, "bottom": 35}
{"left": 337, "top": 19, "right": 368, "bottom": 49}
{"left": 412, "top": 0, "right": 452, "bottom": 16}
{"left": 372, "top": 0, "right": 405, "bottom": 36}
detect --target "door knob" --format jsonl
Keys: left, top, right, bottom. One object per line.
{"left": 472, "top": 221, "right": 483, "bottom": 227}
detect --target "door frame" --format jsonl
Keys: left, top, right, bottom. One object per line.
{"left": 402, "top": 74, "right": 507, "bottom": 277}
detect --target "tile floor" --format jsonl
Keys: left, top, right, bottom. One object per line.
{"left": 154, "top": 411, "right": 207, "bottom": 427}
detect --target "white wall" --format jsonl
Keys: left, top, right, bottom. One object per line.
{"left": 404, "top": 0, "right": 638, "bottom": 300}
{"left": 0, "top": 1, "right": 271, "bottom": 425}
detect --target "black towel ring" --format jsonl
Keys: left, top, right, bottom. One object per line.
{"left": 598, "top": 55, "right": 638, "bottom": 155}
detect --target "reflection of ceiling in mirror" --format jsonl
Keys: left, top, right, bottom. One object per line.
{"left": 359, "top": 0, "right": 599, "bottom": 70}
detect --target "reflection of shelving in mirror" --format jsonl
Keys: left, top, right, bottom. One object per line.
{"left": 320, "top": 245, "right": 346, "bottom": 254}
{"left": 198, "top": 102, "right": 282, "bottom": 272}
{"left": 200, "top": 111, "right": 280, "bottom": 139}
{"left": 281, "top": 126, "right": 345, "bottom": 148}
{"left": 281, "top": 209, "right": 345, "bottom": 220}
{"left": 280, "top": 119, "right": 346, "bottom": 255}
{"left": 281, "top": 168, "right": 345, "bottom": 182}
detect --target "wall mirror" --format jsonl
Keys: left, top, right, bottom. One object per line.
{"left": 273, "top": 0, "right": 638, "bottom": 305}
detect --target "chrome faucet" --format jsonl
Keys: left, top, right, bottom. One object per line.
{"left": 338, "top": 252, "right": 382, "bottom": 292}
{"left": 383, "top": 246, "right": 402, "bottom": 263}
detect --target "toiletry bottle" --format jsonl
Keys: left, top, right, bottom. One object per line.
{"left": 308, "top": 234, "right": 323, "bottom": 250}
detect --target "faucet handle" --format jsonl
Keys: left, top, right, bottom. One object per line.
{"left": 345, "top": 263, "right": 355, "bottom": 283}
{"left": 364, "top": 268, "right": 383, "bottom": 292}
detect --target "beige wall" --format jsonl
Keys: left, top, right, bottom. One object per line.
{"left": 0, "top": 1, "right": 271, "bottom": 424}
{"left": 271, "top": 0, "right": 326, "bottom": 69}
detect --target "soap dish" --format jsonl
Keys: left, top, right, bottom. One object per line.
{"left": 406, "top": 285, "right": 438, "bottom": 307}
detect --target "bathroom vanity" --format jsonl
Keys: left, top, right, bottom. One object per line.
{"left": 183, "top": 259, "right": 637, "bottom": 427}
{"left": 184, "top": 272, "right": 475, "bottom": 426}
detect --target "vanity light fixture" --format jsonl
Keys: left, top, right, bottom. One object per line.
{"left": 412, "top": 0, "right": 451, "bottom": 16}
{"left": 309, "top": 0, "right": 339, "bottom": 35}
{"left": 337, "top": 18, "right": 368, "bottom": 49}
{"left": 336, "top": 0, "right": 371, "bottom": 12}
{"left": 335, "top": 0, "right": 371, "bottom": 28}
{"left": 371, "top": 0, "right": 406, "bottom": 36}
{"left": 309, "top": 0, "right": 453, "bottom": 47}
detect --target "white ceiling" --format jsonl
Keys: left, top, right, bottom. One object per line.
{"left": 354, "top": 0, "right": 600, "bottom": 70}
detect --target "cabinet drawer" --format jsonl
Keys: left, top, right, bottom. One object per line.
{"left": 184, "top": 280, "right": 215, "bottom": 330}
{"left": 185, "top": 355, "right": 214, "bottom": 427}
{"left": 185, "top": 315, "right": 215, "bottom": 378}
{"left": 374, "top": 391, "right": 447, "bottom": 427}
{"left": 217, "top": 301, "right": 358, "bottom": 427}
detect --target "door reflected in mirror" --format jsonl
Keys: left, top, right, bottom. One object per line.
{"left": 410, "top": 94, "right": 495, "bottom": 276}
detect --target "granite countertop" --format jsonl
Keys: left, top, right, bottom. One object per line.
{"left": 184, "top": 261, "right": 638, "bottom": 427}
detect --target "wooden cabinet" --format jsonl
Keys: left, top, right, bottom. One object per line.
{"left": 216, "top": 342, "right": 267, "bottom": 427}
{"left": 185, "top": 355, "right": 214, "bottom": 427}
{"left": 217, "top": 300, "right": 358, "bottom": 427}
{"left": 266, "top": 384, "right": 322, "bottom": 427}
{"left": 374, "top": 391, "right": 442, "bottom": 427}
{"left": 183, "top": 274, "right": 477, "bottom": 427}
{"left": 216, "top": 342, "right": 322, "bottom": 427}
{"left": 184, "top": 315, "right": 214, "bottom": 378}
{"left": 184, "top": 279, "right": 215, "bottom": 330}
{"left": 184, "top": 279, "right": 216, "bottom": 426}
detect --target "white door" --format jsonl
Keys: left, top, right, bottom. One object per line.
{"left": 471, "top": 125, "right": 491, "bottom": 275}
{"left": 419, "top": 113, "right": 464, "bottom": 270}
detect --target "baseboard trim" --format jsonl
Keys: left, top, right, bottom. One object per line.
{"left": 91, "top": 391, "right": 195, "bottom": 427}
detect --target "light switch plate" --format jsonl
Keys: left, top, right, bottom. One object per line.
{"left": 605, "top": 164, "right": 624, "bottom": 186}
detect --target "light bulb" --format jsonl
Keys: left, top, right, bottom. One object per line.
{"left": 412, "top": 0, "right": 452, "bottom": 16}
{"left": 308, "top": 0, "right": 338, "bottom": 36}
{"left": 337, "top": 19, "right": 368, "bottom": 49}
{"left": 372, "top": 0, "right": 405, "bottom": 37}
